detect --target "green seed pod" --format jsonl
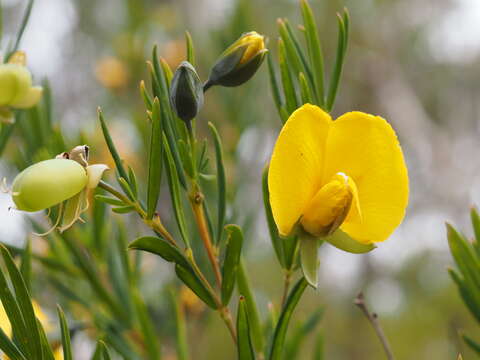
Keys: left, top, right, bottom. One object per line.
{"left": 169, "top": 61, "right": 204, "bottom": 125}
{"left": 12, "top": 159, "right": 88, "bottom": 212}
{"left": 205, "top": 32, "right": 267, "bottom": 90}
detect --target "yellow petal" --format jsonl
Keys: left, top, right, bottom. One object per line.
{"left": 324, "top": 112, "right": 409, "bottom": 243}
{"left": 268, "top": 104, "right": 332, "bottom": 236}
{"left": 0, "top": 301, "right": 11, "bottom": 337}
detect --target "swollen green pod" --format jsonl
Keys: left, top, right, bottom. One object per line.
{"left": 12, "top": 159, "right": 88, "bottom": 212}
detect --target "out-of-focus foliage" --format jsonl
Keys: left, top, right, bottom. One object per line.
{"left": 447, "top": 208, "right": 480, "bottom": 356}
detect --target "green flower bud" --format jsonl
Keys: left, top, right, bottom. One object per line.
{"left": 12, "top": 159, "right": 88, "bottom": 212}
{"left": 169, "top": 61, "right": 204, "bottom": 125}
{"left": 0, "top": 52, "right": 43, "bottom": 110}
{"left": 205, "top": 31, "right": 267, "bottom": 90}
{"left": 0, "top": 64, "right": 31, "bottom": 107}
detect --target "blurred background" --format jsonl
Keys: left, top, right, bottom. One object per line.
{"left": 1, "top": 0, "right": 480, "bottom": 358}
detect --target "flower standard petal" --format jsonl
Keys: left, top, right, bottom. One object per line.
{"left": 268, "top": 104, "right": 332, "bottom": 236}
{"left": 324, "top": 112, "right": 409, "bottom": 244}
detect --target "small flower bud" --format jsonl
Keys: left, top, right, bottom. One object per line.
{"left": 205, "top": 31, "right": 267, "bottom": 89}
{"left": 12, "top": 159, "right": 88, "bottom": 212}
{"left": 0, "top": 52, "right": 43, "bottom": 110}
{"left": 169, "top": 61, "right": 204, "bottom": 125}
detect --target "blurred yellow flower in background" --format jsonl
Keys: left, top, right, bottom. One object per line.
{"left": 95, "top": 56, "right": 129, "bottom": 90}
{"left": 268, "top": 104, "right": 408, "bottom": 245}
{"left": 179, "top": 285, "right": 204, "bottom": 316}
{"left": 0, "top": 51, "right": 43, "bottom": 123}
{"left": 0, "top": 300, "right": 63, "bottom": 359}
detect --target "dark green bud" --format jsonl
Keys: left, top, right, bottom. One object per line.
{"left": 205, "top": 31, "right": 267, "bottom": 90}
{"left": 169, "top": 61, "right": 204, "bottom": 124}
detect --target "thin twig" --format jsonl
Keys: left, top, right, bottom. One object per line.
{"left": 190, "top": 189, "right": 222, "bottom": 288}
{"left": 354, "top": 292, "right": 395, "bottom": 360}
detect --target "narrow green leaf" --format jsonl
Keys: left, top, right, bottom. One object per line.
{"left": 175, "top": 264, "right": 218, "bottom": 309}
{"left": 7, "top": 0, "right": 34, "bottom": 59}
{"left": 278, "top": 19, "right": 304, "bottom": 82}
{"left": 237, "top": 297, "right": 256, "bottom": 360}
{"left": 151, "top": 46, "right": 187, "bottom": 189}
{"left": 128, "top": 165, "right": 138, "bottom": 199}
{"left": 326, "top": 12, "right": 349, "bottom": 112}
{"left": 111, "top": 205, "right": 135, "bottom": 214}
{"left": 267, "top": 52, "right": 285, "bottom": 122}
{"left": 133, "top": 289, "right": 161, "bottom": 360}
{"left": 262, "top": 166, "right": 285, "bottom": 268}
{"left": 470, "top": 207, "right": 480, "bottom": 256}
{"left": 117, "top": 176, "right": 136, "bottom": 200}
{"left": 209, "top": 122, "right": 227, "bottom": 245}
{"left": 170, "top": 288, "right": 189, "bottom": 360}
{"left": 128, "top": 236, "right": 190, "bottom": 269}
{"left": 20, "top": 239, "right": 31, "bottom": 293}
{"left": 160, "top": 58, "right": 173, "bottom": 88}
{"left": 285, "top": 307, "right": 323, "bottom": 359}
{"left": 448, "top": 268, "right": 480, "bottom": 323}
{"left": 146, "top": 98, "right": 163, "bottom": 219}
{"left": 185, "top": 31, "right": 195, "bottom": 66}
{"left": 237, "top": 260, "right": 264, "bottom": 354}
{"left": 463, "top": 333, "right": 480, "bottom": 355}
{"left": 269, "top": 278, "right": 308, "bottom": 360}
{"left": 94, "top": 195, "right": 125, "bottom": 206}
{"left": 92, "top": 341, "right": 112, "bottom": 360}
{"left": 301, "top": 0, "right": 325, "bottom": 106}
{"left": 163, "top": 135, "right": 191, "bottom": 247}
{"left": 0, "top": 246, "right": 43, "bottom": 359}
{"left": 298, "top": 72, "right": 313, "bottom": 104}
{"left": 284, "top": 20, "right": 315, "bottom": 92}
{"left": 0, "top": 327, "right": 26, "bottom": 360}
{"left": 37, "top": 319, "right": 55, "bottom": 360}
{"left": 140, "top": 80, "right": 153, "bottom": 110}
{"left": 447, "top": 223, "right": 480, "bottom": 290}
{"left": 61, "top": 236, "right": 125, "bottom": 321}
{"left": 98, "top": 109, "right": 129, "bottom": 182}
{"left": 278, "top": 38, "right": 298, "bottom": 115}
{"left": 313, "top": 329, "right": 324, "bottom": 360}
{"left": 221, "top": 225, "right": 244, "bottom": 305}
{"left": 57, "top": 306, "right": 73, "bottom": 360}
{"left": 299, "top": 235, "right": 319, "bottom": 288}
{"left": 0, "top": 122, "right": 16, "bottom": 157}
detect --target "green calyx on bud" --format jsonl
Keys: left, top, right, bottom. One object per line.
{"left": 0, "top": 51, "right": 43, "bottom": 113}
{"left": 169, "top": 61, "right": 204, "bottom": 125}
{"left": 205, "top": 31, "right": 267, "bottom": 90}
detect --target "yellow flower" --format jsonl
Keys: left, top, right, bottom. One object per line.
{"left": 268, "top": 104, "right": 408, "bottom": 245}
